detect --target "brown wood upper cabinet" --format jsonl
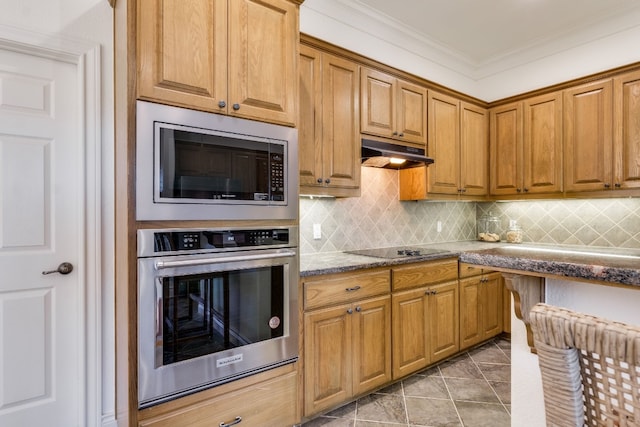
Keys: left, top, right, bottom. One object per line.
{"left": 428, "top": 92, "right": 488, "bottom": 197}
{"left": 137, "top": 0, "right": 300, "bottom": 126}
{"left": 360, "top": 68, "right": 427, "bottom": 146}
{"left": 490, "top": 92, "right": 563, "bottom": 196}
{"left": 565, "top": 72, "right": 640, "bottom": 193}
{"left": 299, "top": 45, "right": 361, "bottom": 197}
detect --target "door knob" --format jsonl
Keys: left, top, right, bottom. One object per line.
{"left": 42, "top": 262, "right": 74, "bottom": 275}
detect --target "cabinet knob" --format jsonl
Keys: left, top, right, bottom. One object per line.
{"left": 604, "top": 183, "right": 611, "bottom": 189}
{"left": 398, "top": 132, "right": 404, "bottom": 137}
{"left": 355, "top": 306, "right": 362, "bottom": 312}
{"left": 523, "top": 188, "right": 529, "bottom": 192}
{"left": 317, "top": 178, "right": 323, "bottom": 184}
{"left": 232, "top": 103, "right": 241, "bottom": 111}
{"left": 516, "top": 188, "right": 522, "bottom": 193}
{"left": 392, "top": 131, "right": 398, "bottom": 136}
{"left": 461, "top": 188, "right": 467, "bottom": 193}
{"left": 325, "top": 178, "right": 331, "bottom": 184}
{"left": 615, "top": 183, "right": 621, "bottom": 188}
{"left": 347, "top": 308, "right": 353, "bottom": 314}
{"left": 218, "top": 100, "right": 226, "bottom": 108}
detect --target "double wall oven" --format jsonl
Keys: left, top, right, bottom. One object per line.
{"left": 135, "top": 101, "right": 300, "bottom": 408}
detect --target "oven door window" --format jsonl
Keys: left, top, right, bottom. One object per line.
{"left": 159, "top": 265, "right": 284, "bottom": 366}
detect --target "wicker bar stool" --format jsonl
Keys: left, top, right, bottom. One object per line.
{"left": 529, "top": 303, "right": 640, "bottom": 427}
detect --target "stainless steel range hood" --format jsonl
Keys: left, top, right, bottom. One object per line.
{"left": 361, "top": 138, "right": 434, "bottom": 169}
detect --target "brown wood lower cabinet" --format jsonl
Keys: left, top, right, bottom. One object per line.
{"left": 459, "top": 264, "right": 504, "bottom": 350}
{"left": 302, "top": 270, "right": 391, "bottom": 417}
{"left": 137, "top": 364, "right": 298, "bottom": 427}
{"left": 391, "top": 260, "right": 460, "bottom": 379}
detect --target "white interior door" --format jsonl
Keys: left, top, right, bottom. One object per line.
{"left": 0, "top": 45, "right": 85, "bottom": 426}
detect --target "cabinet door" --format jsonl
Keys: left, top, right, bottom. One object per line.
{"left": 428, "top": 91, "right": 461, "bottom": 195}
{"left": 459, "top": 276, "right": 482, "bottom": 349}
{"left": 304, "top": 304, "right": 352, "bottom": 416}
{"left": 460, "top": 102, "right": 489, "bottom": 196}
{"left": 352, "top": 296, "right": 392, "bottom": 395}
{"left": 228, "top": 0, "right": 298, "bottom": 126}
{"left": 361, "top": 68, "right": 395, "bottom": 138}
{"left": 322, "top": 54, "right": 361, "bottom": 191}
{"left": 490, "top": 102, "right": 523, "bottom": 195}
{"left": 428, "top": 281, "right": 459, "bottom": 363}
{"left": 391, "top": 288, "right": 429, "bottom": 379}
{"left": 523, "top": 92, "right": 563, "bottom": 194}
{"left": 564, "top": 79, "right": 613, "bottom": 192}
{"left": 397, "top": 80, "right": 427, "bottom": 145}
{"left": 482, "top": 273, "right": 503, "bottom": 339}
{"left": 613, "top": 70, "right": 640, "bottom": 190}
{"left": 299, "top": 44, "right": 323, "bottom": 188}
{"left": 137, "top": 0, "right": 227, "bottom": 111}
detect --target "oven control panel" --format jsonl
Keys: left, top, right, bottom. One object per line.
{"left": 139, "top": 227, "right": 296, "bottom": 256}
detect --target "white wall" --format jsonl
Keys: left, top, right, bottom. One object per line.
{"left": 0, "top": 1, "right": 115, "bottom": 426}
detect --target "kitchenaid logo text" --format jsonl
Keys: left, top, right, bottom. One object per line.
{"left": 216, "top": 354, "right": 243, "bottom": 367}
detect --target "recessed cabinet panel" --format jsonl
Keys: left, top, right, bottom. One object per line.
{"left": 564, "top": 80, "right": 613, "bottom": 192}
{"left": 460, "top": 102, "right": 489, "bottom": 196}
{"left": 490, "top": 103, "right": 522, "bottom": 195}
{"left": 428, "top": 92, "right": 460, "bottom": 194}
{"left": 523, "top": 92, "right": 563, "bottom": 194}
{"left": 614, "top": 70, "right": 640, "bottom": 190}
{"left": 361, "top": 69, "right": 395, "bottom": 136}
{"left": 298, "top": 45, "right": 323, "bottom": 187}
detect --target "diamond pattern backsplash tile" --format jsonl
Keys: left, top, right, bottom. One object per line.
{"left": 299, "top": 167, "right": 640, "bottom": 254}
{"left": 299, "top": 167, "right": 476, "bottom": 254}
{"left": 478, "top": 199, "right": 640, "bottom": 248}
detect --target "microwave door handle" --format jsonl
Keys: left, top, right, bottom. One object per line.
{"left": 154, "top": 250, "right": 296, "bottom": 270}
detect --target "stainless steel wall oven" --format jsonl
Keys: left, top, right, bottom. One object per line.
{"left": 137, "top": 226, "right": 298, "bottom": 408}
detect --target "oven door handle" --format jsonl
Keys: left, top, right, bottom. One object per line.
{"left": 154, "top": 250, "right": 296, "bottom": 270}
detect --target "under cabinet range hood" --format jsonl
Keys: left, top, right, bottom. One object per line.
{"left": 361, "top": 138, "right": 434, "bottom": 169}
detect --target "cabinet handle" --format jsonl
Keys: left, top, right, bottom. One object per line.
{"left": 220, "top": 416, "right": 242, "bottom": 427}
{"left": 345, "top": 286, "right": 361, "bottom": 292}
{"left": 355, "top": 306, "right": 362, "bottom": 312}
{"left": 218, "top": 100, "right": 226, "bottom": 108}
{"left": 232, "top": 103, "right": 241, "bottom": 111}
{"left": 347, "top": 308, "right": 353, "bottom": 314}
{"left": 425, "top": 290, "right": 436, "bottom": 295}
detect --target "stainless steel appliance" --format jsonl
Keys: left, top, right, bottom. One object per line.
{"left": 136, "top": 100, "right": 298, "bottom": 221}
{"left": 137, "top": 226, "right": 298, "bottom": 408}
{"left": 361, "top": 138, "right": 434, "bottom": 169}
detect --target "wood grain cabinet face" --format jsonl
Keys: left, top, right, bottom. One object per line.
{"left": 427, "top": 92, "right": 488, "bottom": 197}
{"left": 614, "top": 70, "right": 640, "bottom": 190}
{"left": 302, "top": 271, "right": 391, "bottom": 417}
{"left": 459, "top": 272, "right": 503, "bottom": 350}
{"left": 137, "top": 0, "right": 298, "bottom": 126}
{"left": 391, "top": 260, "right": 459, "bottom": 379}
{"left": 299, "top": 45, "right": 360, "bottom": 197}
{"left": 490, "top": 93, "right": 563, "bottom": 196}
{"left": 564, "top": 79, "right": 613, "bottom": 192}
{"left": 361, "top": 68, "right": 427, "bottom": 146}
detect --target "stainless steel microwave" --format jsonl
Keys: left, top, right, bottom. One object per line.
{"left": 136, "top": 100, "right": 298, "bottom": 221}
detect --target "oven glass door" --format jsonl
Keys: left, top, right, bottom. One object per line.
{"left": 159, "top": 265, "right": 284, "bottom": 367}
{"left": 157, "top": 124, "right": 286, "bottom": 204}
{"left": 138, "top": 248, "right": 298, "bottom": 407}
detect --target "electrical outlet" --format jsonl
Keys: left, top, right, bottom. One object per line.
{"left": 313, "top": 223, "right": 322, "bottom": 240}
{"left": 437, "top": 221, "right": 442, "bottom": 233}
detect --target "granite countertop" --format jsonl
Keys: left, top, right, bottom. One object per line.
{"left": 300, "top": 241, "right": 499, "bottom": 277}
{"left": 459, "top": 244, "right": 640, "bottom": 287}
{"left": 301, "top": 241, "right": 640, "bottom": 287}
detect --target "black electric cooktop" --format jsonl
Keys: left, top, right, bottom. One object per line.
{"left": 345, "top": 246, "right": 448, "bottom": 259}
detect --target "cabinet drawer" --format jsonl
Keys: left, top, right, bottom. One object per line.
{"left": 139, "top": 371, "right": 298, "bottom": 427}
{"left": 304, "top": 270, "right": 390, "bottom": 310}
{"left": 459, "top": 262, "right": 493, "bottom": 278}
{"left": 392, "top": 259, "right": 458, "bottom": 291}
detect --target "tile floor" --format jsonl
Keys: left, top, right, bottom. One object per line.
{"left": 302, "top": 338, "right": 511, "bottom": 427}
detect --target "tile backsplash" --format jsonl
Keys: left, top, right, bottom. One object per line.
{"left": 299, "top": 166, "right": 640, "bottom": 254}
